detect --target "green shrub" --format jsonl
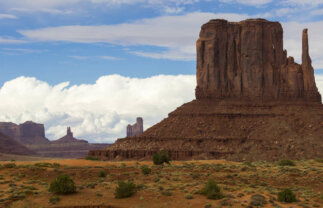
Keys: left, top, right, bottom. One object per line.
{"left": 4, "top": 163, "right": 16, "bottom": 168}
{"left": 49, "top": 174, "right": 76, "bottom": 195}
{"left": 200, "top": 179, "right": 223, "bottom": 200}
{"left": 98, "top": 170, "right": 106, "bottom": 178}
{"left": 49, "top": 195, "right": 60, "bottom": 204}
{"left": 278, "top": 189, "right": 297, "bottom": 203}
{"left": 141, "top": 165, "right": 151, "bottom": 175}
{"left": 114, "top": 181, "right": 137, "bottom": 199}
{"left": 152, "top": 150, "right": 171, "bottom": 165}
{"left": 85, "top": 156, "right": 99, "bottom": 161}
{"left": 279, "top": 159, "right": 295, "bottom": 166}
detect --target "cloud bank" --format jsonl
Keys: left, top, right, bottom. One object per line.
{"left": 0, "top": 75, "right": 195, "bottom": 143}
{"left": 0, "top": 74, "right": 322, "bottom": 143}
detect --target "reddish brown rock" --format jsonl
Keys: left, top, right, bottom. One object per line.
{"left": 51, "top": 127, "right": 88, "bottom": 144}
{"left": 195, "top": 19, "right": 321, "bottom": 102}
{"left": 0, "top": 132, "right": 36, "bottom": 155}
{"left": 0, "top": 121, "right": 49, "bottom": 145}
{"left": 90, "top": 19, "right": 323, "bottom": 162}
{"left": 126, "top": 117, "right": 143, "bottom": 137}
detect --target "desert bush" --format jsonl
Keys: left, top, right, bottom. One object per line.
{"left": 4, "top": 163, "right": 16, "bottom": 168}
{"left": 49, "top": 174, "right": 76, "bottom": 195}
{"left": 141, "top": 165, "right": 151, "bottom": 175}
{"left": 278, "top": 189, "right": 297, "bottom": 203}
{"left": 49, "top": 195, "right": 60, "bottom": 204}
{"left": 200, "top": 179, "right": 223, "bottom": 200}
{"left": 85, "top": 156, "right": 99, "bottom": 161}
{"left": 279, "top": 159, "right": 295, "bottom": 166}
{"left": 114, "top": 181, "right": 137, "bottom": 199}
{"left": 98, "top": 170, "right": 106, "bottom": 178}
{"left": 152, "top": 150, "right": 171, "bottom": 165}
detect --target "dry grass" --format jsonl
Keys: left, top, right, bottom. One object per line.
{"left": 0, "top": 159, "right": 322, "bottom": 208}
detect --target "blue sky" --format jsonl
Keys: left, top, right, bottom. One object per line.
{"left": 0, "top": 0, "right": 323, "bottom": 142}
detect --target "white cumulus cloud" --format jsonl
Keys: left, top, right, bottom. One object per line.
{"left": 0, "top": 75, "right": 196, "bottom": 143}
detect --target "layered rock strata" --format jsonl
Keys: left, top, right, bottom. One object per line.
{"left": 89, "top": 19, "right": 323, "bottom": 161}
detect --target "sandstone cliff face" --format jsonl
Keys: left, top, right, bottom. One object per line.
{"left": 195, "top": 19, "right": 321, "bottom": 102}
{"left": 0, "top": 121, "right": 49, "bottom": 145}
{"left": 90, "top": 19, "right": 323, "bottom": 162}
{"left": 126, "top": 117, "right": 143, "bottom": 137}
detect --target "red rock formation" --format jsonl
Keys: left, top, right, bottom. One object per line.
{"left": 0, "top": 121, "right": 49, "bottom": 145}
{"left": 89, "top": 19, "right": 323, "bottom": 162}
{"left": 0, "top": 132, "right": 36, "bottom": 155}
{"left": 195, "top": 19, "right": 321, "bottom": 102}
{"left": 51, "top": 127, "right": 88, "bottom": 144}
{"left": 126, "top": 117, "right": 143, "bottom": 137}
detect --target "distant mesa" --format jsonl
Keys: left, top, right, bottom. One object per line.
{"left": 0, "top": 121, "right": 109, "bottom": 158}
{"left": 0, "top": 132, "right": 36, "bottom": 156}
{"left": 127, "top": 117, "right": 144, "bottom": 137}
{"left": 52, "top": 127, "right": 88, "bottom": 144}
{"left": 0, "top": 121, "right": 49, "bottom": 145}
{"left": 89, "top": 18, "right": 323, "bottom": 162}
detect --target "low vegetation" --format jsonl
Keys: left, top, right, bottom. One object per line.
{"left": 200, "top": 179, "right": 223, "bottom": 200}
{"left": 140, "top": 165, "right": 151, "bottom": 175}
{"left": 278, "top": 189, "right": 297, "bottom": 203}
{"left": 114, "top": 181, "right": 137, "bottom": 199}
{"left": 279, "top": 159, "right": 296, "bottom": 166}
{"left": 49, "top": 174, "right": 76, "bottom": 195}
{"left": 152, "top": 150, "right": 171, "bottom": 165}
{"left": 85, "top": 156, "right": 99, "bottom": 161}
{"left": 0, "top": 159, "right": 321, "bottom": 207}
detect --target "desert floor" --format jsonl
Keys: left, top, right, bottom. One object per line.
{"left": 0, "top": 158, "right": 322, "bottom": 208}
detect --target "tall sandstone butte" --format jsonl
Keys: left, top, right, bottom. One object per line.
{"left": 196, "top": 19, "right": 321, "bottom": 102}
{"left": 89, "top": 19, "right": 323, "bottom": 162}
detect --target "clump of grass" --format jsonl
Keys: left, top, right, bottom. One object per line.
{"left": 4, "top": 163, "right": 16, "bottom": 168}
{"left": 85, "top": 156, "right": 99, "bottom": 161}
{"left": 141, "top": 165, "right": 151, "bottom": 175}
{"left": 98, "top": 170, "right": 106, "bottom": 178}
{"left": 200, "top": 179, "right": 223, "bottom": 200}
{"left": 114, "top": 181, "right": 137, "bottom": 199}
{"left": 278, "top": 189, "right": 297, "bottom": 203}
{"left": 279, "top": 159, "right": 295, "bottom": 166}
{"left": 152, "top": 150, "right": 171, "bottom": 165}
{"left": 49, "top": 174, "right": 76, "bottom": 195}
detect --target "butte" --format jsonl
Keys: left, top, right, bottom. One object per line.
{"left": 89, "top": 18, "right": 323, "bottom": 161}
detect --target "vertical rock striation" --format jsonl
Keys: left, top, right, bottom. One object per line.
{"left": 195, "top": 19, "right": 321, "bottom": 102}
{"left": 127, "top": 117, "right": 144, "bottom": 137}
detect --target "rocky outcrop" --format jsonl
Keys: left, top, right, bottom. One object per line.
{"left": 195, "top": 19, "right": 321, "bottom": 102}
{"left": 51, "top": 127, "right": 88, "bottom": 144}
{"left": 0, "top": 121, "right": 49, "bottom": 145}
{"left": 89, "top": 19, "right": 323, "bottom": 162}
{"left": 126, "top": 117, "right": 143, "bottom": 137}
